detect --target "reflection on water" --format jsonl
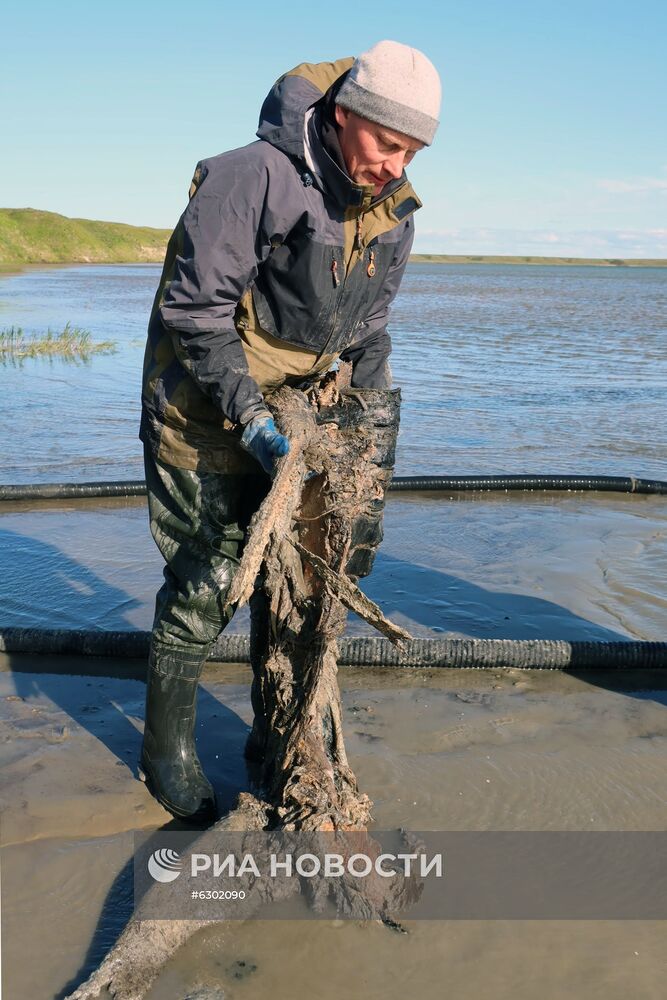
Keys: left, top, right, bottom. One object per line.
{"left": 0, "top": 263, "right": 665, "bottom": 483}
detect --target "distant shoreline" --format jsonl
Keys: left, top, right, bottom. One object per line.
{"left": 2, "top": 256, "right": 666, "bottom": 279}
{"left": 2, "top": 209, "right": 665, "bottom": 271}
{"left": 409, "top": 254, "right": 667, "bottom": 267}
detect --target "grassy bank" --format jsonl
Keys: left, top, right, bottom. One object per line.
{"left": 0, "top": 208, "right": 169, "bottom": 265}
{"left": 410, "top": 253, "right": 667, "bottom": 267}
{"left": 1, "top": 209, "right": 664, "bottom": 269}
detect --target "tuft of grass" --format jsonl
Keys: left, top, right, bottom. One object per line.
{"left": 0, "top": 322, "right": 116, "bottom": 359}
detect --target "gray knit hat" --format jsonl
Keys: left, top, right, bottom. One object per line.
{"left": 335, "top": 40, "right": 441, "bottom": 146}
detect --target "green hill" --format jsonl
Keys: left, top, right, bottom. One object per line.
{"left": 0, "top": 208, "right": 170, "bottom": 265}
{"left": 1, "top": 209, "right": 664, "bottom": 269}
{"left": 410, "top": 253, "right": 667, "bottom": 267}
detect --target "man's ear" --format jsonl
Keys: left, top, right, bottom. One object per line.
{"left": 334, "top": 103, "right": 349, "bottom": 128}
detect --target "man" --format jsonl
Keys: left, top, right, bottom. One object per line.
{"left": 139, "top": 40, "right": 441, "bottom": 823}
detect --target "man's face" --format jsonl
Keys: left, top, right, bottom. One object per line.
{"left": 334, "top": 106, "right": 425, "bottom": 197}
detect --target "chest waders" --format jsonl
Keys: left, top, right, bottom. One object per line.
{"left": 139, "top": 444, "right": 269, "bottom": 823}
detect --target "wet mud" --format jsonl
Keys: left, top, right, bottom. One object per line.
{"left": 1, "top": 662, "right": 666, "bottom": 999}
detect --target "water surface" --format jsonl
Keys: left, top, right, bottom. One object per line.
{"left": 1, "top": 263, "right": 666, "bottom": 999}
{"left": 1, "top": 262, "right": 665, "bottom": 482}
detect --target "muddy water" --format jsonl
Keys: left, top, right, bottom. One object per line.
{"left": 1, "top": 490, "right": 666, "bottom": 640}
{"left": 1, "top": 664, "right": 666, "bottom": 999}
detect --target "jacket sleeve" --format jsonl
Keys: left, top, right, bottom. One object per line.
{"left": 339, "top": 217, "right": 414, "bottom": 389}
{"left": 159, "top": 151, "right": 292, "bottom": 425}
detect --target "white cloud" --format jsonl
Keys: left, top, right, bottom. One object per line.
{"left": 597, "top": 173, "right": 667, "bottom": 194}
{"left": 414, "top": 228, "right": 667, "bottom": 258}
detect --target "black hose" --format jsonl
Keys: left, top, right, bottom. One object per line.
{"left": 390, "top": 474, "right": 667, "bottom": 495}
{"left": 1, "top": 473, "right": 666, "bottom": 502}
{"left": 2, "top": 475, "right": 665, "bottom": 671}
{"left": 1, "top": 627, "right": 666, "bottom": 670}
{"left": 0, "top": 480, "right": 148, "bottom": 501}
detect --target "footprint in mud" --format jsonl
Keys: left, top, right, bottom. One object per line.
{"left": 491, "top": 716, "right": 515, "bottom": 728}
{"left": 453, "top": 692, "right": 495, "bottom": 707}
{"left": 227, "top": 959, "right": 258, "bottom": 980}
{"left": 418, "top": 715, "right": 517, "bottom": 752}
{"left": 4, "top": 719, "right": 70, "bottom": 743}
{"left": 355, "top": 731, "right": 383, "bottom": 743}
{"left": 184, "top": 989, "right": 226, "bottom": 999}
{"left": 347, "top": 703, "right": 381, "bottom": 721}
{"left": 211, "top": 957, "right": 258, "bottom": 982}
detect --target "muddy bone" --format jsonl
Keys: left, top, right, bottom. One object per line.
{"left": 65, "top": 375, "right": 416, "bottom": 1000}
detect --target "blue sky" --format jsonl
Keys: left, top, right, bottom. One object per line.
{"left": 3, "top": 0, "right": 666, "bottom": 256}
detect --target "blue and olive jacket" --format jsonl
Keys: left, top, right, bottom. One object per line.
{"left": 140, "top": 57, "right": 421, "bottom": 472}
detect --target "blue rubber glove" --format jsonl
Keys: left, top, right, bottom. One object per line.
{"left": 240, "top": 413, "right": 290, "bottom": 475}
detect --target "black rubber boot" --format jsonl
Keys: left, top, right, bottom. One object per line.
{"left": 140, "top": 640, "right": 217, "bottom": 825}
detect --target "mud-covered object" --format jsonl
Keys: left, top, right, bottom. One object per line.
{"left": 314, "top": 386, "right": 400, "bottom": 578}
{"left": 62, "top": 380, "right": 410, "bottom": 1000}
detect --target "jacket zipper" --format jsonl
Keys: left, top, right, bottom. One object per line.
{"left": 320, "top": 244, "right": 348, "bottom": 359}
{"left": 354, "top": 215, "right": 363, "bottom": 253}
{"left": 319, "top": 196, "right": 416, "bottom": 360}
{"left": 354, "top": 215, "right": 376, "bottom": 277}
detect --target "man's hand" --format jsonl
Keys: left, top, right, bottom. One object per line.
{"left": 240, "top": 413, "right": 290, "bottom": 475}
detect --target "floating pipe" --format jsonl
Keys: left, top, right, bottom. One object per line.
{"left": 1, "top": 473, "right": 666, "bottom": 502}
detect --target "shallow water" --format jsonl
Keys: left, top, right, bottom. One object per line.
{"left": 1, "top": 491, "right": 667, "bottom": 641}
